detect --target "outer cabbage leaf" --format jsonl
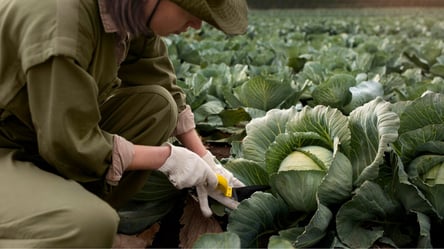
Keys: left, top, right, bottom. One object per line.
{"left": 407, "top": 155, "right": 444, "bottom": 218}
{"left": 336, "top": 181, "right": 407, "bottom": 248}
{"left": 348, "top": 97, "right": 400, "bottom": 186}
{"left": 392, "top": 94, "right": 444, "bottom": 220}
{"left": 430, "top": 63, "right": 444, "bottom": 77}
{"left": 268, "top": 236, "right": 295, "bottom": 249}
{"left": 298, "top": 61, "right": 326, "bottom": 85}
{"left": 131, "top": 171, "right": 181, "bottom": 202}
{"left": 243, "top": 107, "right": 267, "bottom": 119}
{"left": 223, "top": 158, "right": 270, "bottom": 186}
{"left": 269, "top": 227, "right": 305, "bottom": 248}
{"left": 174, "top": 38, "right": 201, "bottom": 65}
{"left": 397, "top": 93, "right": 444, "bottom": 135}
{"left": 242, "top": 107, "right": 299, "bottom": 167}
{"left": 317, "top": 151, "right": 353, "bottom": 207}
{"left": 233, "top": 76, "right": 294, "bottom": 111}
{"left": 392, "top": 152, "right": 438, "bottom": 218}
{"left": 409, "top": 154, "right": 444, "bottom": 184}
{"left": 395, "top": 125, "right": 444, "bottom": 163}
{"left": 177, "top": 73, "right": 212, "bottom": 110}
{"left": 118, "top": 171, "right": 183, "bottom": 234}
{"left": 286, "top": 105, "right": 351, "bottom": 155}
{"left": 342, "top": 80, "right": 384, "bottom": 114}
{"left": 193, "top": 98, "right": 225, "bottom": 124}
{"left": 391, "top": 92, "right": 444, "bottom": 205}
{"left": 312, "top": 74, "right": 354, "bottom": 109}
{"left": 219, "top": 108, "right": 251, "bottom": 127}
{"left": 352, "top": 52, "right": 375, "bottom": 72}
{"left": 226, "top": 192, "right": 289, "bottom": 248}
{"left": 294, "top": 203, "right": 333, "bottom": 248}
{"left": 118, "top": 200, "right": 175, "bottom": 234}
{"left": 192, "top": 232, "right": 241, "bottom": 249}
{"left": 199, "top": 64, "right": 244, "bottom": 105}
{"left": 415, "top": 211, "right": 433, "bottom": 248}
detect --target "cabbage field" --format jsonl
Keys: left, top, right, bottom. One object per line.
{"left": 140, "top": 8, "right": 444, "bottom": 248}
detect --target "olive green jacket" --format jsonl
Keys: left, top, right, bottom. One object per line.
{"left": 0, "top": 0, "right": 186, "bottom": 182}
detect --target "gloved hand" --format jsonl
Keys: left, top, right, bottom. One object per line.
{"left": 200, "top": 150, "right": 245, "bottom": 217}
{"left": 158, "top": 143, "right": 218, "bottom": 217}
{"left": 196, "top": 185, "right": 241, "bottom": 218}
{"left": 202, "top": 150, "right": 245, "bottom": 188}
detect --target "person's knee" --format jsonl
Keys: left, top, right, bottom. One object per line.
{"left": 101, "top": 85, "right": 178, "bottom": 145}
{"left": 143, "top": 85, "right": 178, "bottom": 126}
{"left": 1, "top": 199, "right": 119, "bottom": 248}
{"left": 57, "top": 200, "right": 119, "bottom": 247}
{"left": 135, "top": 85, "right": 178, "bottom": 142}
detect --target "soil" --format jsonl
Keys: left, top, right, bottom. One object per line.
{"left": 205, "top": 142, "right": 231, "bottom": 160}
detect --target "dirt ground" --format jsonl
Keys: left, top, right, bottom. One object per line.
{"left": 205, "top": 142, "right": 231, "bottom": 160}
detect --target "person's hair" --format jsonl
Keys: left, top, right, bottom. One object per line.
{"left": 105, "top": 0, "right": 150, "bottom": 37}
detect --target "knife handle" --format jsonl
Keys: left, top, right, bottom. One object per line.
{"left": 216, "top": 174, "right": 232, "bottom": 197}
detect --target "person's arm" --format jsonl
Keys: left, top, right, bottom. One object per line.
{"left": 118, "top": 35, "right": 187, "bottom": 113}
{"left": 27, "top": 56, "right": 114, "bottom": 182}
{"left": 27, "top": 56, "right": 217, "bottom": 195}
{"left": 127, "top": 144, "right": 170, "bottom": 170}
{"left": 176, "top": 129, "right": 207, "bottom": 157}
{"left": 118, "top": 35, "right": 208, "bottom": 156}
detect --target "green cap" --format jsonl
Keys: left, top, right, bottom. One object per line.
{"left": 170, "top": 0, "right": 248, "bottom": 35}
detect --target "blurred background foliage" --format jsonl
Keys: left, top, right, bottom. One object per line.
{"left": 247, "top": 0, "right": 444, "bottom": 9}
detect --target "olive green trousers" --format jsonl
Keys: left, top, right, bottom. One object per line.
{"left": 0, "top": 85, "right": 177, "bottom": 248}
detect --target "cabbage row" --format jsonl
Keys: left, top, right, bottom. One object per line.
{"left": 136, "top": 8, "right": 444, "bottom": 248}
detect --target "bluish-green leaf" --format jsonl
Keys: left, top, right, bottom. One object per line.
{"left": 317, "top": 151, "right": 353, "bottom": 206}
{"left": 336, "top": 181, "right": 403, "bottom": 248}
{"left": 395, "top": 125, "right": 444, "bottom": 163}
{"left": 397, "top": 93, "right": 444, "bottom": 134}
{"left": 270, "top": 170, "right": 324, "bottom": 212}
{"left": 227, "top": 192, "right": 289, "bottom": 248}
{"left": 224, "top": 158, "right": 270, "bottom": 186}
{"left": 312, "top": 74, "right": 354, "bottom": 108}
{"left": 286, "top": 105, "right": 351, "bottom": 154}
{"left": 234, "top": 76, "right": 293, "bottom": 111}
{"left": 342, "top": 80, "right": 384, "bottom": 114}
{"left": 192, "top": 232, "right": 241, "bottom": 249}
{"left": 349, "top": 97, "right": 400, "bottom": 186}
{"left": 242, "top": 107, "right": 299, "bottom": 166}
{"left": 430, "top": 64, "right": 444, "bottom": 77}
{"left": 268, "top": 236, "right": 295, "bottom": 249}
{"left": 415, "top": 211, "right": 433, "bottom": 248}
{"left": 295, "top": 203, "right": 333, "bottom": 247}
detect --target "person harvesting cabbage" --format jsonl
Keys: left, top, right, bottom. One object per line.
{"left": 0, "top": 0, "right": 247, "bottom": 247}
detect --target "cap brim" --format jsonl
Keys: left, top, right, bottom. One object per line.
{"left": 171, "top": 0, "right": 248, "bottom": 35}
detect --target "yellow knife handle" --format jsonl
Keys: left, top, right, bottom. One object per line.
{"left": 216, "top": 174, "right": 232, "bottom": 197}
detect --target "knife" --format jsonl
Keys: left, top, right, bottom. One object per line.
{"left": 216, "top": 174, "right": 270, "bottom": 202}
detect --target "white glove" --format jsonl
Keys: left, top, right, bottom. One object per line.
{"left": 200, "top": 150, "right": 245, "bottom": 216}
{"left": 158, "top": 143, "right": 218, "bottom": 217}
{"left": 202, "top": 150, "right": 245, "bottom": 188}
{"left": 196, "top": 186, "right": 241, "bottom": 218}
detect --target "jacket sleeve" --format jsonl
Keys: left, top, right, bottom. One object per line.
{"left": 26, "top": 56, "right": 114, "bottom": 182}
{"left": 117, "top": 35, "right": 187, "bottom": 112}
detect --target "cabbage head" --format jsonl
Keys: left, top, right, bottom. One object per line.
{"left": 274, "top": 145, "right": 334, "bottom": 212}
{"left": 393, "top": 93, "right": 444, "bottom": 218}
{"left": 279, "top": 146, "right": 333, "bottom": 172}
{"left": 221, "top": 97, "right": 400, "bottom": 248}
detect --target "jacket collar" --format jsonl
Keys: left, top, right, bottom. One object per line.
{"left": 98, "top": 0, "right": 118, "bottom": 33}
